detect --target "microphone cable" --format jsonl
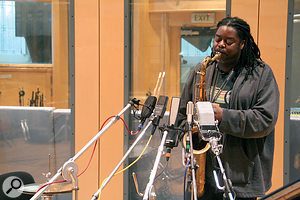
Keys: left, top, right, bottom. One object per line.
{"left": 34, "top": 114, "right": 140, "bottom": 196}
{"left": 183, "top": 159, "right": 190, "bottom": 200}
{"left": 36, "top": 180, "right": 67, "bottom": 193}
{"left": 78, "top": 115, "right": 136, "bottom": 178}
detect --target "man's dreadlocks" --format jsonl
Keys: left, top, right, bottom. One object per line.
{"left": 213, "top": 17, "right": 263, "bottom": 76}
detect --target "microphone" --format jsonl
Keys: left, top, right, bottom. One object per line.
{"left": 164, "top": 97, "right": 181, "bottom": 160}
{"left": 185, "top": 101, "right": 194, "bottom": 153}
{"left": 194, "top": 101, "right": 220, "bottom": 139}
{"left": 168, "top": 97, "right": 181, "bottom": 126}
{"left": 138, "top": 96, "right": 157, "bottom": 130}
{"left": 186, "top": 101, "right": 194, "bottom": 129}
{"left": 150, "top": 95, "right": 169, "bottom": 135}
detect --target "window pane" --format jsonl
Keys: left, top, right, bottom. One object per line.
{"left": 0, "top": 2, "right": 72, "bottom": 199}
{"left": 0, "top": 1, "right": 52, "bottom": 64}
{"left": 180, "top": 27, "right": 215, "bottom": 93}
{"left": 129, "top": 1, "right": 226, "bottom": 199}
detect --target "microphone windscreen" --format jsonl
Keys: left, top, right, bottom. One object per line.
{"left": 195, "top": 101, "right": 215, "bottom": 126}
{"left": 168, "top": 97, "right": 181, "bottom": 126}
{"left": 0, "top": 171, "right": 35, "bottom": 199}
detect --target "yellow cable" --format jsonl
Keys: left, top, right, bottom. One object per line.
{"left": 115, "top": 134, "right": 153, "bottom": 175}
{"left": 97, "top": 134, "right": 153, "bottom": 200}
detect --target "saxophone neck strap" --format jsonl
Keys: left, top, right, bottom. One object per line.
{"left": 210, "top": 67, "right": 235, "bottom": 103}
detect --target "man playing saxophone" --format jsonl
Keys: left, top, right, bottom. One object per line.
{"left": 178, "top": 17, "right": 280, "bottom": 200}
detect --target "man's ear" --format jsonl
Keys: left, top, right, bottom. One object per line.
{"left": 240, "top": 40, "right": 245, "bottom": 50}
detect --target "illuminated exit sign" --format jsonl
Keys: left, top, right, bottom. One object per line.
{"left": 191, "top": 12, "right": 215, "bottom": 24}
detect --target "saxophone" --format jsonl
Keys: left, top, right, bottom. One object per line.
{"left": 183, "top": 52, "right": 221, "bottom": 198}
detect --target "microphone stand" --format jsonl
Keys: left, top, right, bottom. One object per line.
{"left": 186, "top": 101, "right": 198, "bottom": 199}
{"left": 91, "top": 95, "right": 168, "bottom": 200}
{"left": 197, "top": 123, "right": 235, "bottom": 200}
{"left": 90, "top": 119, "right": 153, "bottom": 200}
{"left": 30, "top": 99, "right": 139, "bottom": 200}
{"left": 187, "top": 126, "right": 198, "bottom": 199}
{"left": 142, "top": 127, "right": 169, "bottom": 200}
{"left": 209, "top": 136, "right": 235, "bottom": 200}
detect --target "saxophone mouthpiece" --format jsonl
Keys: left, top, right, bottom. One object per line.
{"left": 213, "top": 52, "right": 221, "bottom": 61}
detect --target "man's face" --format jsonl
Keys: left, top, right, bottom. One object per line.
{"left": 213, "top": 25, "right": 245, "bottom": 67}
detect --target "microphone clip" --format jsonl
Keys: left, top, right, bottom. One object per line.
{"left": 160, "top": 125, "right": 182, "bottom": 149}
{"left": 129, "top": 98, "right": 141, "bottom": 107}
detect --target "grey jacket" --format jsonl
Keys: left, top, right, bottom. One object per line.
{"left": 178, "top": 60, "right": 280, "bottom": 198}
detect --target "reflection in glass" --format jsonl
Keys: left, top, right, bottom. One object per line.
{"left": 0, "top": 1, "right": 52, "bottom": 64}
{"left": 180, "top": 27, "right": 216, "bottom": 92}
{"left": 0, "top": 0, "right": 69, "bottom": 108}
{"left": 129, "top": 0, "right": 226, "bottom": 199}
{"left": 0, "top": 1, "right": 72, "bottom": 199}
{"left": 0, "top": 1, "right": 30, "bottom": 63}
{"left": 0, "top": 107, "right": 72, "bottom": 200}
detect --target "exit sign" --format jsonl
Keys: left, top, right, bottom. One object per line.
{"left": 191, "top": 12, "right": 215, "bottom": 24}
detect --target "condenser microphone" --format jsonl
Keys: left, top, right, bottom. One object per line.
{"left": 150, "top": 95, "right": 169, "bottom": 135}
{"left": 168, "top": 97, "right": 181, "bottom": 126}
{"left": 165, "top": 97, "right": 181, "bottom": 160}
{"left": 186, "top": 101, "right": 194, "bottom": 129}
{"left": 138, "top": 95, "right": 157, "bottom": 130}
{"left": 185, "top": 101, "right": 194, "bottom": 153}
{"left": 194, "top": 101, "right": 221, "bottom": 140}
{"left": 165, "top": 97, "right": 181, "bottom": 149}
{"left": 194, "top": 101, "right": 215, "bottom": 126}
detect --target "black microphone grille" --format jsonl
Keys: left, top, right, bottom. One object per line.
{"left": 141, "top": 96, "right": 157, "bottom": 119}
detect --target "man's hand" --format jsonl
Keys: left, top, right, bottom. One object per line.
{"left": 212, "top": 103, "right": 223, "bottom": 122}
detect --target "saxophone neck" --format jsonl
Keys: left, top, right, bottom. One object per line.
{"left": 201, "top": 52, "right": 220, "bottom": 69}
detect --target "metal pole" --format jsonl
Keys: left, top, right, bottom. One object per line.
{"left": 143, "top": 130, "right": 168, "bottom": 200}
{"left": 30, "top": 103, "right": 133, "bottom": 200}
{"left": 188, "top": 130, "right": 198, "bottom": 199}
{"left": 91, "top": 120, "right": 153, "bottom": 200}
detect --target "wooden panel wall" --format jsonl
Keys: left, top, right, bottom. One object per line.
{"left": 231, "top": 0, "right": 259, "bottom": 42}
{"left": 99, "top": 0, "right": 124, "bottom": 199}
{"left": 75, "top": 0, "right": 124, "bottom": 199}
{"left": 75, "top": 0, "right": 100, "bottom": 199}
{"left": 0, "top": 67, "right": 52, "bottom": 106}
{"left": 258, "top": 0, "right": 288, "bottom": 193}
{"left": 52, "top": 0, "right": 69, "bottom": 108}
{"left": 149, "top": 0, "right": 226, "bottom": 12}
{"left": 232, "top": 0, "right": 288, "bottom": 194}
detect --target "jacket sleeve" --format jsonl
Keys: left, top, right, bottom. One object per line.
{"left": 219, "top": 65, "right": 280, "bottom": 138}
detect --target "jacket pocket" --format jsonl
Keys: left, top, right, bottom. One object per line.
{"left": 222, "top": 136, "right": 254, "bottom": 184}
